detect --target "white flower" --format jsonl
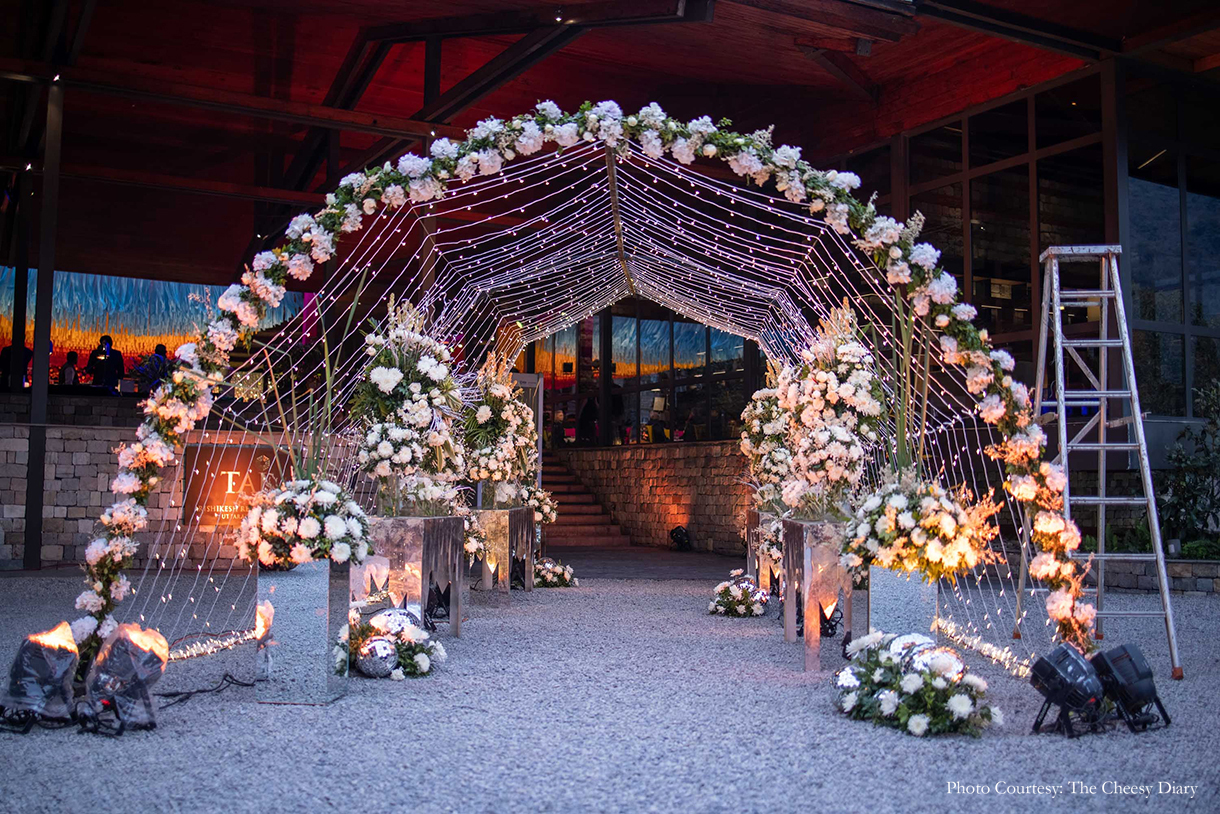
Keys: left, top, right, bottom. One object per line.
{"left": 288, "top": 543, "right": 312, "bottom": 565}
{"left": 878, "top": 689, "right": 900, "bottom": 717}
{"left": 331, "top": 542, "right": 352, "bottom": 564}
{"left": 70, "top": 616, "right": 98, "bottom": 642}
{"left": 85, "top": 538, "right": 109, "bottom": 566}
{"left": 947, "top": 693, "right": 973, "bottom": 720}
{"left": 297, "top": 516, "right": 321, "bottom": 539}
{"left": 97, "top": 616, "right": 118, "bottom": 640}
{"left": 841, "top": 691, "right": 858, "bottom": 712}
{"left": 951, "top": 303, "right": 977, "bottom": 322}
{"left": 989, "top": 707, "right": 1004, "bottom": 727}
{"left": 430, "top": 138, "right": 459, "bottom": 160}
{"left": 907, "top": 713, "right": 930, "bottom": 736}
{"left": 397, "top": 154, "right": 432, "bottom": 178}
{"left": 414, "top": 652, "right": 431, "bottom": 673}
{"left": 900, "top": 673, "right": 923, "bottom": 694}
{"left": 836, "top": 669, "right": 860, "bottom": 690}
{"left": 962, "top": 674, "right": 988, "bottom": 693}
{"left": 909, "top": 243, "right": 940, "bottom": 270}
{"left": 977, "top": 394, "right": 1006, "bottom": 424}
{"left": 324, "top": 515, "right": 348, "bottom": 540}
{"left": 1045, "top": 589, "right": 1075, "bottom": 621}
{"left": 369, "top": 366, "right": 404, "bottom": 393}
{"left": 390, "top": 667, "right": 405, "bottom": 681}
{"left": 75, "top": 590, "right": 105, "bottom": 613}
{"left": 535, "top": 100, "right": 563, "bottom": 121}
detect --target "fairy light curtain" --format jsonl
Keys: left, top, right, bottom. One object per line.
{"left": 123, "top": 134, "right": 1053, "bottom": 672}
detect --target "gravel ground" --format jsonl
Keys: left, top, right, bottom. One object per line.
{"left": 0, "top": 569, "right": 1217, "bottom": 814}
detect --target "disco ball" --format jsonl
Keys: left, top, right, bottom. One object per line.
{"left": 355, "top": 636, "right": 399, "bottom": 678}
{"left": 907, "top": 646, "right": 964, "bottom": 678}
{"left": 370, "top": 606, "right": 424, "bottom": 634}
{"left": 888, "top": 633, "right": 935, "bottom": 660}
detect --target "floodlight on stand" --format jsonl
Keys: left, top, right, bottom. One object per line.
{"left": 1030, "top": 643, "right": 1104, "bottom": 737}
{"left": 1090, "top": 643, "right": 1170, "bottom": 733}
{"left": 0, "top": 622, "right": 79, "bottom": 731}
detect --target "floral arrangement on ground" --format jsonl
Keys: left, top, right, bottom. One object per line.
{"left": 534, "top": 557, "right": 578, "bottom": 587}
{"left": 709, "top": 569, "right": 766, "bottom": 616}
{"left": 836, "top": 630, "right": 1002, "bottom": 737}
{"left": 341, "top": 611, "right": 446, "bottom": 679}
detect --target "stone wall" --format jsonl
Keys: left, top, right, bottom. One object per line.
{"left": 557, "top": 441, "right": 752, "bottom": 555}
{"left": 1092, "top": 559, "right": 1220, "bottom": 595}
{"left": 0, "top": 392, "right": 146, "bottom": 428}
{"left": 0, "top": 423, "right": 180, "bottom": 570}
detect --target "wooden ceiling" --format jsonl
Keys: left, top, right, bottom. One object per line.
{"left": 3, "top": 0, "right": 1220, "bottom": 286}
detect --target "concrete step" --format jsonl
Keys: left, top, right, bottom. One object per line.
{"left": 541, "top": 475, "right": 579, "bottom": 484}
{"left": 551, "top": 521, "right": 619, "bottom": 534}
{"left": 553, "top": 493, "right": 597, "bottom": 504}
{"left": 543, "top": 533, "right": 633, "bottom": 547}
{"left": 554, "top": 502, "right": 604, "bottom": 514}
{"left": 546, "top": 483, "right": 588, "bottom": 494}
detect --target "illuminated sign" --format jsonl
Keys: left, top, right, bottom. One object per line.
{"left": 181, "top": 445, "right": 290, "bottom": 526}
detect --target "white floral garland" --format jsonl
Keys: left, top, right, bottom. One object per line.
{"left": 68, "top": 97, "right": 1094, "bottom": 668}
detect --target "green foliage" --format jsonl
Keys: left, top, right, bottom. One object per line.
{"left": 1182, "top": 539, "right": 1220, "bottom": 560}
{"left": 1159, "top": 381, "right": 1220, "bottom": 539}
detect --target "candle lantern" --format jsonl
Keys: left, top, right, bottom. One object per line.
{"left": 84, "top": 624, "right": 169, "bottom": 729}
{"left": 1, "top": 621, "right": 79, "bottom": 720}
{"left": 472, "top": 507, "right": 532, "bottom": 604}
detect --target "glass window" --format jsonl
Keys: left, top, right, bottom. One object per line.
{"left": 1038, "top": 144, "right": 1106, "bottom": 305}
{"left": 611, "top": 312, "right": 637, "bottom": 385}
{"left": 846, "top": 145, "right": 891, "bottom": 199}
{"left": 969, "top": 99, "right": 1028, "bottom": 168}
{"left": 673, "top": 320, "right": 705, "bottom": 379}
{"left": 675, "top": 384, "right": 706, "bottom": 442}
{"left": 910, "top": 123, "right": 962, "bottom": 185}
{"left": 640, "top": 317, "right": 670, "bottom": 384}
{"left": 553, "top": 324, "right": 577, "bottom": 391}
{"left": 1183, "top": 86, "right": 1220, "bottom": 153}
{"left": 709, "top": 378, "right": 746, "bottom": 440}
{"left": 971, "top": 165, "right": 1032, "bottom": 334}
{"left": 640, "top": 389, "right": 670, "bottom": 443}
{"left": 710, "top": 328, "right": 744, "bottom": 374}
{"left": 1035, "top": 74, "right": 1102, "bottom": 149}
{"left": 1194, "top": 336, "right": 1219, "bottom": 413}
{"left": 1133, "top": 330, "right": 1186, "bottom": 416}
{"left": 577, "top": 314, "right": 600, "bottom": 393}
{"left": 535, "top": 336, "right": 553, "bottom": 391}
{"left": 1186, "top": 156, "right": 1220, "bottom": 329}
{"left": 909, "top": 182, "right": 964, "bottom": 286}
{"left": 1128, "top": 146, "right": 1182, "bottom": 323}
{"left": 1125, "top": 75, "right": 1177, "bottom": 141}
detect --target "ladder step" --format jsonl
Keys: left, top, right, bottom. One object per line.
{"left": 1062, "top": 338, "right": 1124, "bottom": 348}
{"left": 1060, "top": 289, "right": 1117, "bottom": 300}
{"left": 1069, "top": 495, "right": 1147, "bottom": 506}
{"left": 1070, "top": 552, "right": 1158, "bottom": 562}
{"left": 1094, "top": 611, "right": 1169, "bottom": 619}
{"left": 1065, "top": 442, "right": 1140, "bottom": 451}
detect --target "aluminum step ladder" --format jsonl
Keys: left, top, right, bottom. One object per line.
{"left": 1012, "top": 245, "right": 1182, "bottom": 679}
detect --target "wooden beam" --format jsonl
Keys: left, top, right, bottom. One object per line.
{"left": 795, "top": 43, "right": 878, "bottom": 102}
{"left": 1121, "top": 3, "right": 1220, "bottom": 54}
{"left": 0, "top": 59, "right": 465, "bottom": 141}
{"left": 364, "top": 0, "right": 713, "bottom": 42}
{"left": 915, "top": 0, "right": 1118, "bottom": 61}
{"left": 727, "top": 0, "right": 918, "bottom": 43}
{"left": 1195, "top": 52, "right": 1220, "bottom": 73}
{"left": 341, "top": 25, "right": 589, "bottom": 175}
{"left": 6, "top": 158, "right": 531, "bottom": 227}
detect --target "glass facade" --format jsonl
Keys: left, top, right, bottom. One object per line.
{"left": 530, "top": 298, "right": 759, "bottom": 448}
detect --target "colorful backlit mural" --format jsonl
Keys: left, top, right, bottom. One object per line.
{"left": 0, "top": 267, "right": 303, "bottom": 383}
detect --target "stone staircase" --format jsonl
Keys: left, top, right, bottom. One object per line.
{"left": 541, "top": 452, "right": 632, "bottom": 548}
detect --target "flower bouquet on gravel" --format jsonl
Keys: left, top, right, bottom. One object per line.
{"left": 834, "top": 630, "right": 1002, "bottom": 737}
{"left": 534, "top": 557, "right": 578, "bottom": 587}
{"left": 708, "top": 569, "right": 766, "bottom": 617}
{"left": 342, "top": 610, "right": 447, "bottom": 679}
{"left": 236, "top": 478, "right": 371, "bottom": 568}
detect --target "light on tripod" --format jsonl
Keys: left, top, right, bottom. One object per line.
{"left": 1029, "top": 643, "right": 1104, "bottom": 737}
{"left": 1090, "top": 643, "right": 1170, "bottom": 733}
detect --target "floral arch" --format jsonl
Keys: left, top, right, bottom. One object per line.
{"left": 70, "top": 99, "right": 1093, "bottom": 671}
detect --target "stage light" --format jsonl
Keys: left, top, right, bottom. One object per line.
{"left": 1030, "top": 643, "right": 1104, "bottom": 737}
{"left": 1091, "top": 644, "right": 1170, "bottom": 733}
{"left": 0, "top": 622, "right": 79, "bottom": 727}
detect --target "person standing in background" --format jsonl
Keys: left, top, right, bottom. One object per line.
{"left": 136, "top": 343, "right": 170, "bottom": 390}
{"left": 85, "top": 334, "right": 125, "bottom": 393}
{"left": 59, "top": 351, "right": 79, "bottom": 385}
